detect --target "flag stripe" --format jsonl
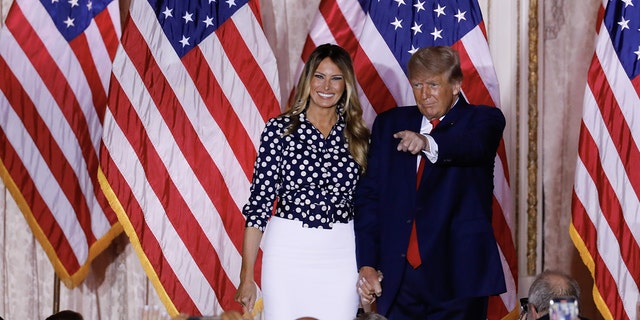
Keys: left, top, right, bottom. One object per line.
{"left": 0, "top": 69, "right": 81, "bottom": 270}
{"left": 586, "top": 34, "right": 640, "bottom": 286}
{"left": 0, "top": 0, "right": 121, "bottom": 286}
{"left": 579, "top": 130, "right": 638, "bottom": 318}
{"left": 182, "top": 49, "right": 257, "bottom": 180}
{"left": 579, "top": 86, "right": 640, "bottom": 292}
{"left": 101, "top": 0, "right": 278, "bottom": 315}
{"left": 70, "top": 34, "right": 108, "bottom": 121}
{"left": 121, "top": 15, "right": 245, "bottom": 257}
{"left": 588, "top": 54, "right": 640, "bottom": 199}
{"left": 452, "top": 40, "right": 494, "bottom": 107}
{"left": 0, "top": 128, "right": 80, "bottom": 269}
{"left": 1, "top": 12, "right": 98, "bottom": 262}
{"left": 571, "top": 192, "right": 621, "bottom": 320}
{"left": 104, "top": 79, "right": 232, "bottom": 313}
{"left": 573, "top": 158, "right": 635, "bottom": 320}
{"left": 318, "top": 0, "right": 397, "bottom": 112}
{"left": 572, "top": 1, "right": 640, "bottom": 315}
{"left": 93, "top": 7, "right": 120, "bottom": 62}
{"left": 99, "top": 146, "right": 201, "bottom": 315}
{"left": 118, "top": 16, "right": 241, "bottom": 304}
{"left": 225, "top": 0, "right": 279, "bottom": 123}
{"left": 7, "top": 9, "right": 116, "bottom": 247}
{"left": 458, "top": 23, "right": 501, "bottom": 106}
{"left": 0, "top": 59, "right": 83, "bottom": 270}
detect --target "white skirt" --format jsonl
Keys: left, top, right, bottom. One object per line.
{"left": 261, "top": 217, "right": 360, "bottom": 320}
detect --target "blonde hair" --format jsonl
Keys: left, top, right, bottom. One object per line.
{"left": 283, "top": 43, "right": 370, "bottom": 172}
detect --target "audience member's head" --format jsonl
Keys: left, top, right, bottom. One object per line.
{"left": 525, "top": 270, "right": 581, "bottom": 320}
{"left": 45, "top": 310, "right": 84, "bottom": 320}
{"left": 355, "top": 312, "right": 387, "bottom": 320}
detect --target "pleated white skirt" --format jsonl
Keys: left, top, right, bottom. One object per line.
{"left": 261, "top": 217, "right": 360, "bottom": 320}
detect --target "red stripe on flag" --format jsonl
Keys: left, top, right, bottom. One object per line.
{"left": 572, "top": 191, "right": 628, "bottom": 320}
{"left": 487, "top": 295, "right": 508, "bottom": 319}
{"left": 571, "top": 3, "right": 640, "bottom": 318}
{"left": 317, "top": 1, "right": 397, "bottom": 113}
{"left": 68, "top": 34, "right": 108, "bottom": 127}
{"left": 93, "top": 8, "right": 119, "bottom": 62}
{"left": 106, "top": 78, "right": 239, "bottom": 313}
{"left": 121, "top": 22, "right": 244, "bottom": 254}
{"left": 219, "top": 16, "right": 280, "bottom": 123}
{"left": 0, "top": 130, "right": 82, "bottom": 275}
{"left": 587, "top": 58, "right": 640, "bottom": 197}
{"left": 1, "top": 0, "right": 120, "bottom": 288}
{"left": 182, "top": 49, "right": 257, "bottom": 181}
{"left": 491, "top": 196, "right": 517, "bottom": 279}
{"left": 577, "top": 117, "right": 640, "bottom": 289}
{"left": 99, "top": 149, "right": 200, "bottom": 314}
{"left": 451, "top": 42, "right": 495, "bottom": 107}
{"left": 0, "top": 57, "right": 82, "bottom": 270}
{"left": 0, "top": 33, "right": 97, "bottom": 247}
{"left": 5, "top": 5, "right": 113, "bottom": 239}
{"left": 0, "top": 131, "right": 81, "bottom": 270}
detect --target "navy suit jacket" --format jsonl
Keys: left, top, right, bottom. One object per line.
{"left": 354, "top": 97, "right": 507, "bottom": 314}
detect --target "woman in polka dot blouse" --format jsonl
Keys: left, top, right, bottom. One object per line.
{"left": 234, "top": 43, "right": 370, "bottom": 320}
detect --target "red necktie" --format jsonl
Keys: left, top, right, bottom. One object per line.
{"left": 407, "top": 118, "right": 440, "bottom": 269}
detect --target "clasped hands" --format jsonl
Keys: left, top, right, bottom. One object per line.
{"left": 394, "top": 130, "right": 428, "bottom": 154}
{"left": 357, "top": 266, "right": 384, "bottom": 307}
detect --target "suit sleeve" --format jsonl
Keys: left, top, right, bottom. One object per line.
{"left": 431, "top": 106, "right": 505, "bottom": 166}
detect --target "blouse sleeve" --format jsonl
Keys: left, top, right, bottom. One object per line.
{"left": 242, "top": 118, "right": 284, "bottom": 232}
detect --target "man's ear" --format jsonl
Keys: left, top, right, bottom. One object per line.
{"left": 528, "top": 303, "right": 539, "bottom": 319}
{"left": 452, "top": 80, "right": 462, "bottom": 96}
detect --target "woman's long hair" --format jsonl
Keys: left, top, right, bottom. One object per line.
{"left": 282, "top": 43, "right": 370, "bottom": 172}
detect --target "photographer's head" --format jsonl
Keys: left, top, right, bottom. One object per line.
{"left": 524, "top": 270, "right": 581, "bottom": 320}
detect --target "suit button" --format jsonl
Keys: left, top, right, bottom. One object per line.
{"left": 406, "top": 219, "right": 411, "bottom": 224}
{"left": 401, "top": 253, "right": 406, "bottom": 258}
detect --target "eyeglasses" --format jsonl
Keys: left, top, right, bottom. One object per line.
{"left": 519, "top": 297, "right": 529, "bottom": 320}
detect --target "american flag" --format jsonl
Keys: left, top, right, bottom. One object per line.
{"left": 99, "top": 0, "right": 280, "bottom": 316}
{"left": 570, "top": 0, "right": 640, "bottom": 319}
{"left": 299, "top": 0, "right": 517, "bottom": 318}
{"left": 0, "top": 0, "right": 121, "bottom": 287}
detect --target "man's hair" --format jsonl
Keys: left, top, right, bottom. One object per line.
{"left": 45, "top": 310, "right": 84, "bottom": 320}
{"left": 407, "top": 46, "right": 463, "bottom": 84}
{"left": 528, "top": 270, "right": 581, "bottom": 316}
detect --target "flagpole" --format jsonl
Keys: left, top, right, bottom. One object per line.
{"left": 53, "top": 273, "right": 60, "bottom": 315}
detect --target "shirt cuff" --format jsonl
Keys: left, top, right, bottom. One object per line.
{"left": 422, "top": 134, "right": 438, "bottom": 163}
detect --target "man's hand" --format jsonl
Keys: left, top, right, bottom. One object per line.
{"left": 393, "top": 130, "right": 428, "bottom": 154}
{"left": 357, "top": 266, "right": 384, "bottom": 306}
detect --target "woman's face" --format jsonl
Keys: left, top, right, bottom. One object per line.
{"left": 308, "top": 57, "right": 345, "bottom": 110}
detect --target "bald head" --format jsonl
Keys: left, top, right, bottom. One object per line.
{"left": 527, "top": 270, "right": 580, "bottom": 317}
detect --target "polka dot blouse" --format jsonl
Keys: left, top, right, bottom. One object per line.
{"left": 242, "top": 110, "right": 361, "bottom": 231}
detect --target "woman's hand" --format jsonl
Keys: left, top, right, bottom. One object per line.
{"left": 234, "top": 279, "right": 257, "bottom": 314}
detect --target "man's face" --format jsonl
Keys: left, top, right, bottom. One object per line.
{"left": 410, "top": 71, "right": 461, "bottom": 120}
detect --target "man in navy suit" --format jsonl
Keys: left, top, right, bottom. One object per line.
{"left": 354, "top": 46, "right": 506, "bottom": 319}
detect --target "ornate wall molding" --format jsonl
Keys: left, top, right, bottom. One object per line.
{"left": 544, "top": 0, "right": 566, "bottom": 40}
{"left": 527, "top": 0, "right": 539, "bottom": 277}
